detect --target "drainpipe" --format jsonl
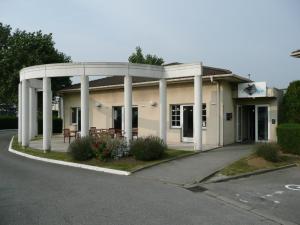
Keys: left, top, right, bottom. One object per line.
{"left": 217, "top": 81, "right": 221, "bottom": 146}
{"left": 210, "top": 76, "right": 221, "bottom": 147}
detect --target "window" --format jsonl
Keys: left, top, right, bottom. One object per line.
{"left": 112, "top": 106, "right": 138, "bottom": 129}
{"left": 71, "top": 107, "right": 81, "bottom": 130}
{"left": 202, "top": 103, "right": 207, "bottom": 127}
{"left": 171, "top": 105, "right": 181, "bottom": 128}
{"left": 71, "top": 108, "right": 77, "bottom": 124}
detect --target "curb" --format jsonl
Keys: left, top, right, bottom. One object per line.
{"left": 8, "top": 137, "right": 131, "bottom": 176}
{"left": 206, "top": 164, "right": 298, "bottom": 183}
{"left": 0, "top": 129, "right": 17, "bottom": 132}
{"left": 131, "top": 151, "right": 199, "bottom": 173}
{"left": 131, "top": 146, "right": 222, "bottom": 174}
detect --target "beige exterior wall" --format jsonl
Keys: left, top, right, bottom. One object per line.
{"left": 62, "top": 80, "right": 280, "bottom": 146}
{"left": 63, "top": 81, "right": 221, "bottom": 146}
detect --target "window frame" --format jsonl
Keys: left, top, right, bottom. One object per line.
{"left": 170, "top": 104, "right": 181, "bottom": 128}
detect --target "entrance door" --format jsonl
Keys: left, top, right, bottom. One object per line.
{"left": 112, "top": 106, "right": 138, "bottom": 130}
{"left": 181, "top": 105, "right": 193, "bottom": 142}
{"left": 255, "top": 105, "right": 269, "bottom": 142}
{"left": 236, "top": 105, "right": 269, "bottom": 143}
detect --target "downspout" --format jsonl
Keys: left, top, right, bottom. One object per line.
{"left": 210, "top": 76, "right": 221, "bottom": 147}
{"left": 217, "top": 81, "right": 221, "bottom": 146}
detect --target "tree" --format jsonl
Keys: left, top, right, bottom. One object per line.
{"left": 128, "top": 46, "right": 164, "bottom": 65}
{"left": 0, "top": 23, "right": 71, "bottom": 104}
{"left": 281, "top": 80, "right": 300, "bottom": 123}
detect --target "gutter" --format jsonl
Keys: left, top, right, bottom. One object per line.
{"left": 59, "top": 74, "right": 251, "bottom": 94}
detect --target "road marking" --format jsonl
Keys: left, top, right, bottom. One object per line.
{"left": 285, "top": 184, "right": 300, "bottom": 191}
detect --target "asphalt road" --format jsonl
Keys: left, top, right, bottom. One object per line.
{"left": 204, "top": 167, "right": 300, "bottom": 225}
{"left": 0, "top": 131, "right": 284, "bottom": 225}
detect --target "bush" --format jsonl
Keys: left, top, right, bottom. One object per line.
{"left": 277, "top": 123, "right": 300, "bottom": 155}
{"left": 38, "top": 117, "right": 63, "bottom": 134}
{"left": 255, "top": 143, "right": 280, "bottom": 162}
{"left": 92, "top": 134, "right": 128, "bottom": 160}
{"left": 68, "top": 136, "right": 95, "bottom": 161}
{"left": 130, "top": 136, "right": 167, "bottom": 161}
{"left": 0, "top": 116, "right": 18, "bottom": 129}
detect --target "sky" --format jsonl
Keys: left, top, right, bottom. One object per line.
{"left": 0, "top": 0, "right": 299, "bottom": 88}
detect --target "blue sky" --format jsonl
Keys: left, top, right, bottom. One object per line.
{"left": 1, "top": 0, "right": 299, "bottom": 88}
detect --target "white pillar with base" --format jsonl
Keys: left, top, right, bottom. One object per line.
{"left": 21, "top": 80, "right": 29, "bottom": 147}
{"left": 80, "top": 75, "right": 89, "bottom": 137}
{"left": 18, "top": 83, "right": 22, "bottom": 143}
{"left": 159, "top": 78, "right": 167, "bottom": 143}
{"left": 29, "top": 88, "right": 37, "bottom": 139}
{"left": 124, "top": 75, "right": 132, "bottom": 144}
{"left": 194, "top": 73, "right": 203, "bottom": 151}
{"left": 43, "top": 77, "right": 52, "bottom": 152}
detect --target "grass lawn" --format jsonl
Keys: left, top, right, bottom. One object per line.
{"left": 219, "top": 153, "right": 300, "bottom": 176}
{"left": 11, "top": 137, "right": 195, "bottom": 172}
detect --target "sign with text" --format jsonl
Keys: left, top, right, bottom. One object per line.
{"left": 238, "top": 82, "right": 267, "bottom": 98}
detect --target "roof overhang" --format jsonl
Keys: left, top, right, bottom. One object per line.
{"left": 59, "top": 73, "right": 251, "bottom": 94}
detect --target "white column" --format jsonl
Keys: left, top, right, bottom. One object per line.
{"left": 159, "top": 79, "right": 167, "bottom": 143}
{"left": 194, "top": 74, "right": 203, "bottom": 151}
{"left": 124, "top": 75, "right": 132, "bottom": 143}
{"left": 29, "top": 88, "right": 37, "bottom": 139}
{"left": 43, "top": 77, "right": 51, "bottom": 152}
{"left": 81, "top": 75, "right": 89, "bottom": 137}
{"left": 21, "top": 80, "right": 29, "bottom": 147}
{"left": 18, "top": 83, "right": 22, "bottom": 143}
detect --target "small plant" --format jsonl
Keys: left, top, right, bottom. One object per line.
{"left": 68, "top": 136, "right": 95, "bottom": 161}
{"left": 92, "top": 135, "right": 128, "bottom": 161}
{"left": 130, "top": 136, "right": 167, "bottom": 161}
{"left": 255, "top": 143, "right": 280, "bottom": 162}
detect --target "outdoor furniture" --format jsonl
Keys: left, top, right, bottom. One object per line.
{"left": 63, "top": 129, "right": 77, "bottom": 143}
{"left": 132, "top": 128, "right": 138, "bottom": 138}
{"left": 89, "top": 127, "right": 97, "bottom": 136}
{"left": 115, "top": 129, "right": 125, "bottom": 139}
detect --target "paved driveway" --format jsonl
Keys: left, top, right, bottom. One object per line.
{"left": 204, "top": 167, "right": 300, "bottom": 225}
{"left": 0, "top": 131, "right": 282, "bottom": 225}
{"left": 134, "top": 144, "right": 253, "bottom": 185}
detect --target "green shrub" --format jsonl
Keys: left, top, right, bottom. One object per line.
{"left": 0, "top": 116, "right": 18, "bottom": 129}
{"left": 130, "top": 136, "right": 167, "bottom": 161}
{"left": 68, "top": 136, "right": 95, "bottom": 161}
{"left": 38, "top": 117, "right": 63, "bottom": 134}
{"left": 277, "top": 123, "right": 300, "bottom": 155}
{"left": 255, "top": 143, "right": 280, "bottom": 162}
{"left": 92, "top": 134, "right": 128, "bottom": 160}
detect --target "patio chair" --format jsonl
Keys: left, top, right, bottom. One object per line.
{"left": 115, "top": 129, "right": 125, "bottom": 139}
{"left": 63, "top": 128, "right": 76, "bottom": 143}
{"left": 132, "top": 128, "right": 138, "bottom": 139}
{"left": 89, "top": 127, "right": 97, "bottom": 136}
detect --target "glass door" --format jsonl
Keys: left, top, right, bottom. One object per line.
{"left": 181, "top": 105, "right": 193, "bottom": 142}
{"left": 236, "top": 105, "right": 242, "bottom": 142}
{"left": 255, "top": 105, "right": 269, "bottom": 142}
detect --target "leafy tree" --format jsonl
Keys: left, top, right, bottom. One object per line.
{"left": 128, "top": 46, "right": 164, "bottom": 65}
{"left": 281, "top": 80, "right": 300, "bottom": 123}
{"left": 0, "top": 22, "right": 71, "bottom": 104}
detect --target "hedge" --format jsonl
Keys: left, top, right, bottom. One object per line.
{"left": 0, "top": 116, "right": 18, "bottom": 129}
{"left": 38, "top": 117, "right": 63, "bottom": 134}
{"left": 277, "top": 123, "right": 300, "bottom": 155}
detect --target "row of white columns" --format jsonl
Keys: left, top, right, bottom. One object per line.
{"left": 18, "top": 73, "right": 202, "bottom": 152}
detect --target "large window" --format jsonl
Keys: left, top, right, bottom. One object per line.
{"left": 71, "top": 107, "right": 81, "bottom": 130}
{"left": 170, "top": 105, "right": 181, "bottom": 128}
{"left": 113, "top": 106, "right": 138, "bottom": 129}
{"left": 170, "top": 104, "right": 207, "bottom": 128}
{"left": 202, "top": 103, "right": 207, "bottom": 127}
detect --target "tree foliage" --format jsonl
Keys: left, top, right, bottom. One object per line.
{"left": 0, "top": 23, "right": 71, "bottom": 104}
{"left": 281, "top": 80, "right": 300, "bottom": 123}
{"left": 128, "top": 46, "right": 164, "bottom": 65}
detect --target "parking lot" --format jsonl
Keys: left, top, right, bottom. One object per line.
{"left": 204, "top": 167, "right": 300, "bottom": 225}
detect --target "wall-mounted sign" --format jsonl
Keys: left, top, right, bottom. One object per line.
{"left": 238, "top": 82, "right": 267, "bottom": 98}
